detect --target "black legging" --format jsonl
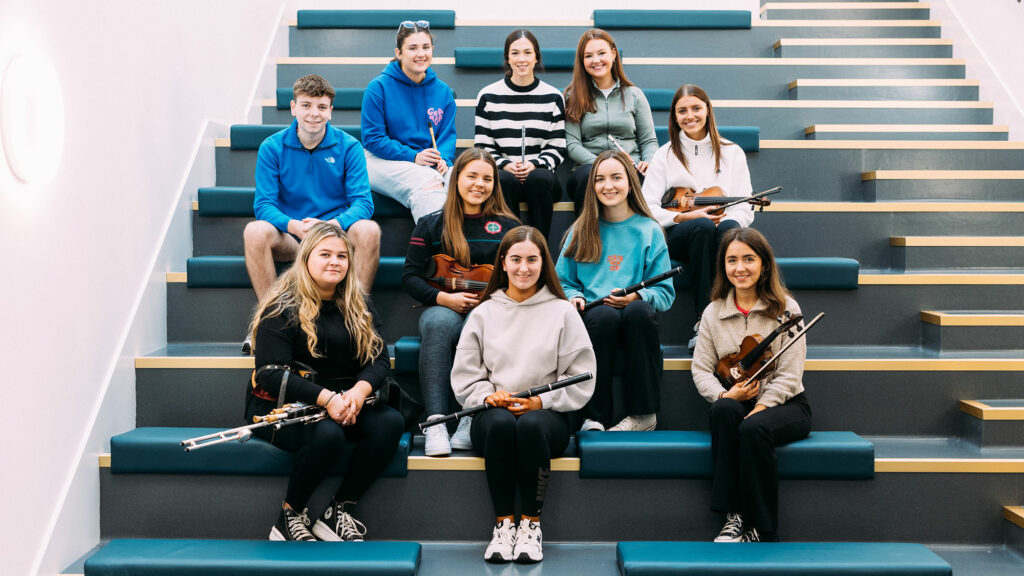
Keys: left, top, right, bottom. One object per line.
{"left": 709, "top": 393, "right": 812, "bottom": 535}
{"left": 581, "top": 299, "right": 661, "bottom": 427}
{"left": 471, "top": 408, "right": 571, "bottom": 518}
{"left": 666, "top": 218, "right": 741, "bottom": 315}
{"left": 499, "top": 168, "right": 559, "bottom": 239}
{"left": 248, "top": 399, "right": 405, "bottom": 510}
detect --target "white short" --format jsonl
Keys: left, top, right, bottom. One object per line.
{"left": 364, "top": 149, "right": 449, "bottom": 222}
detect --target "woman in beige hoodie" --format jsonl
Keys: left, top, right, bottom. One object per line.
{"left": 451, "top": 225, "right": 596, "bottom": 564}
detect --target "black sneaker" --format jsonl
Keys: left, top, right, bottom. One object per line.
{"left": 741, "top": 528, "right": 761, "bottom": 542}
{"left": 312, "top": 501, "right": 367, "bottom": 542}
{"left": 269, "top": 507, "right": 315, "bottom": 541}
{"left": 714, "top": 513, "right": 744, "bottom": 542}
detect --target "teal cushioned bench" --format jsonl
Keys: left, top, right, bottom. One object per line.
{"left": 297, "top": 10, "right": 456, "bottom": 29}
{"left": 654, "top": 124, "right": 759, "bottom": 151}
{"left": 454, "top": 47, "right": 576, "bottom": 69}
{"left": 185, "top": 256, "right": 404, "bottom": 288}
{"left": 671, "top": 258, "right": 859, "bottom": 291}
{"left": 276, "top": 87, "right": 366, "bottom": 110}
{"left": 577, "top": 430, "right": 874, "bottom": 479}
{"left": 594, "top": 10, "right": 751, "bottom": 30}
{"left": 110, "top": 428, "right": 411, "bottom": 477}
{"left": 617, "top": 541, "right": 950, "bottom": 576}
{"left": 230, "top": 124, "right": 361, "bottom": 150}
{"left": 85, "top": 539, "right": 421, "bottom": 576}
{"left": 196, "top": 187, "right": 410, "bottom": 219}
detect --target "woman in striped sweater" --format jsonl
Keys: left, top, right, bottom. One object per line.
{"left": 475, "top": 29, "right": 567, "bottom": 238}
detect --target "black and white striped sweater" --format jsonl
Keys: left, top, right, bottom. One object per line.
{"left": 474, "top": 76, "right": 567, "bottom": 170}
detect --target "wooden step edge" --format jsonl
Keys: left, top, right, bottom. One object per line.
{"left": 277, "top": 56, "right": 964, "bottom": 67}
{"left": 876, "top": 458, "right": 1024, "bottom": 473}
{"left": 960, "top": 400, "right": 1024, "bottom": 421}
{"left": 921, "top": 310, "right": 1024, "bottom": 326}
{"left": 754, "top": 19, "right": 940, "bottom": 27}
{"left": 408, "top": 455, "right": 580, "bottom": 471}
{"left": 193, "top": 199, "right": 565, "bottom": 214}
{"left": 790, "top": 78, "right": 979, "bottom": 88}
{"left": 1004, "top": 506, "right": 1024, "bottom": 529}
{"left": 99, "top": 453, "right": 110, "bottom": 468}
{"left": 859, "top": 273, "right": 1024, "bottom": 286}
{"left": 135, "top": 356, "right": 397, "bottom": 370}
{"left": 863, "top": 170, "right": 1024, "bottom": 180}
{"left": 762, "top": 2, "right": 931, "bottom": 9}
{"left": 215, "top": 138, "right": 230, "bottom": 148}
{"left": 770, "top": 140, "right": 1018, "bottom": 150}
{"left": 776, "top": 38, "right": 952, "bottom": 48}
{"left": 894, "top": 237, "right": 1024, "bottom": 248}
{"left": 807, "top": 125, "right": 1008, "bottom": 134}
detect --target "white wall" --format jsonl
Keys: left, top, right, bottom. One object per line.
{"left": 281, "top": 0, "right": 759, "bottom": 20}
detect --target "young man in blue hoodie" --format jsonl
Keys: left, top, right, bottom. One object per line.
{"left": 360, "top": 22, "right": 456, "bottom": 223}
{"left": 243, "top": 74, "right": 380, "bottom": 351}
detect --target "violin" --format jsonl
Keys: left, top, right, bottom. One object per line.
{"left": 424, "top": 253, "right": 493, "bottom": 294}
{"left": 714, "top": 313, "right": 803, "bottom": 389}
{"left": 661, "top": 185, "right": 781, "bottom": 214}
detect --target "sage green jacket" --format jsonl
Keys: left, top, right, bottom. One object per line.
{"left": 564, "top": 82, "right": 659, "bottom": 167}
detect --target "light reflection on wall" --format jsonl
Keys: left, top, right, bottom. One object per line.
{"left": 1, "top": 53, "right": 65, "bottom": 184}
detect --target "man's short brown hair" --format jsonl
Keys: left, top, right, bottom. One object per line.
{"left": 293, "top": 74, "right": 336, "bottom": 101}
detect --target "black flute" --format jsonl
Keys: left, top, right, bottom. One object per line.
{"left": 582, "top": 266, "right": 684, "bottom": 311}
{"left": 418, "top": 372, "right": 594, "bottom": 432}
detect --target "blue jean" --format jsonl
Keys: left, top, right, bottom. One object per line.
{"left": 418, "top": 305, "right": 468, "bottom": 415}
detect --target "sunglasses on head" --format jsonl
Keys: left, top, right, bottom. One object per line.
{"left": 398, "top": 20, "right": 430, "bottom": 32}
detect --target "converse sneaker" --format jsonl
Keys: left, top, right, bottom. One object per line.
{"left": 513, "top": 518, "right": 543, "bottom": 563}
{"left": 714, "top": 513, "right": 744, "bottom": 543}
{"left": 269, "top": 506, "right": 316, "bottom": 541}
{"left": 424, "top": 414, "right": 452, "bottom": 456}
{"left": 312, "top": 501, "right": 366, "bottom": 542}
{"left": 741, "top": 527, "right": 761, "bottom": 542}
{"left": 242, "top": 334, "right": 253, "bottom": 354}
{"left": 484, "top": 518, "right": 516, "bottom": 563}
{"left": 580, "top": 418, "right": 605, "bottom": 432}
{"left": 608, "top": 414, "right": 657, "bottom": 431}
{"left": 449, "top": 415, "right": 474, "bottom": 450}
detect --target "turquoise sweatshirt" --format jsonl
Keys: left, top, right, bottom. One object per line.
{"left": 556, "top": 213, "right": 675, "bottom": 312}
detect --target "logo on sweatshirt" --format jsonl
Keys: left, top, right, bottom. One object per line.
{"left": 427, "top": 107, "right": 444, "bottom": 126}
{"left": 325, "top": 157, "right": 335, "bottom": 164}
{"left": 607, "top": 255, "right": 624, "bottom": 272}
{"left": 485, "top": 221, "right": 502, "bottom": 234}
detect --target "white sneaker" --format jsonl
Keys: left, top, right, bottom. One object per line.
{"left": 423, "top": 414, "right": 451, "bottom": 457}
{"left": 312, "top": 500, "right": 367, "bottom": 542}
{"left": 580, "top": 418, "right": 605, "bottom": 432}
{"left": 484, "top": 518, "right": 517, "bottom": 563}
{"left": 714, "top": 512, "right": 744, "bottom": 543}
{"left": 608, "top": 414, "right": 657, "bottom": 431}
{"left": 449, "top": 415, "right": 474, "bottom": 450}
{"left": 687, "top": 321, "right": 700, "bottom": 351}
{"left": 513, "top": 518, "right": 543, "bottom": 563}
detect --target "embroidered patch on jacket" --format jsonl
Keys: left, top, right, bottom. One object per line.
{"left": 325, "top": 157, "right": 336, "bottom": 164}
{"left": 485, "top": 221, "right": 502, "bottom": 234}
{"left": 427, "top": 107, "right": 444, "bottom": 126}
{"left": 607, "top": 255, "right": 624, "bottom": 271}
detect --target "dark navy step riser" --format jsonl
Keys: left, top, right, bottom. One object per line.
{"left": 261, "top": 105, "right": 989, "bottom": 141}
{"left": 100, "top": 469, "right": 1024, "bottom": 544}
{"left": 137, "top": 366, "right": 1023, "bottom": 438}
{"left": 776, "top": 46, "right": 952, "bottom": 59}
{"left": 762, "top": 8, "right": 931, "bottom": 20}
{"left": 790, "top": 85, "right": 979, "bottom": 101}
{"left": 866, "top": 180, "right": 1024, "bottom": 202}
{"left": 275, "top": 63, "right": 966, "bottom": 103}
{"left": 1007, "top": 518, "right": 1024, "bottom": 557}
{"left": 288, "top": 26, "right": 943, "bottom": 60}
{"left": 961, "top": 414, "right": 1024, "bottom": 448}
{"left": 895, "top": 246, "right": 1024, "bottom": 271}
{"left": 922, "top": 323, "right": 1024, "bottom": 352}
{"left": 810, "top": 131, "right": 1007, "bottom": 141}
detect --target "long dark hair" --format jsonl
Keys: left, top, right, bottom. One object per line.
{"left": 564, "top": 29, "right": 634, "bottom": 123}
{"left": 441, "top": 148, "right": 518, "bottom": 267}
{"left": 668, "top": 84, "right": 732, "bottom": 174}
{"left": 480, "top": 226, "right": 566, "bottom": 303}
{"left": 391, "top": 23, "right": 436, "bottom": 63}
{"left": 711, "top": 228, "right": 790, "bottom": 318}
{"left": 503, "top": 29, "right": 544, "bottom": 77}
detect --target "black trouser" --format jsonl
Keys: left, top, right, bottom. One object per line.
{"left": 248, "top": 399, "right": 405, "bottom": 510}
{"left": 471, "top": 408, "right": 570, "bottom": 518}
{"left": 708, "top": 393, "right": 812, "bottom": 535}
{"left": 568, "top": 163, "right": 645, "bottom": 216}
{"left": 666, "top": 218, "right": 741, "bottom": 315}
{"left": 581, "top": 300, "right": 661, "bottom": 426}
{"left": 499, "top": 168, "right": 559, "bottom": 239}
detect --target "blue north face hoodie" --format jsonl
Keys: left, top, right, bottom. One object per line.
{"left": 360, "top": 60, "right": 457, "bottom": 166}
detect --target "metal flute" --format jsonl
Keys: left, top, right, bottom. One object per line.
{"left": 418, "top": 372, "right": 594, "bottom": 432}
{"left": 582, "top": 267, "right": 684, "bottom": 311}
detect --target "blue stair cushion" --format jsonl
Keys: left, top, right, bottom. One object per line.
{"left": 110, "top": 428, "right": 411, "bottom": 477}
{"left": 230, "top": 124, "right": 361, "bottom": 150}
{"left": 577, "top": 430, "right": 875, "bottom": 479}
{"left": 196, "top": 188, "right": 410, "bottom": 220}
{"left": 276, "top": 87, "right": 366, "bottom": 110}
{"left": 454, "top": 47, "right": 576, "bottom": 69}
{"left": 652, "top": 122, "right": 760, "bottom": 152}
{"left": 85, "top": 539, "right": 421, "bottom": 576}
{"left": 617, "top": 542, "right": 950, "bottom": 576}
{"left": 671, "top": 258, "right": 859, "bottom": 291}
{"left": 594, "top": 10, "right": 752, "bottom": 30}
{"left": 185, "top": 256, "right": 404, "bottom": 289}
{"left": 297, "top": 10, "right": 456, "bottom": 29}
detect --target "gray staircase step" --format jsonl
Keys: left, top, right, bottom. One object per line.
{"left": 789, "top": 78, "right": 980, "bottom": 101}
{"left": 761, "top": 2, "right": 931, "bottom": 21}
{"left": 807, "top": 125, "right": 1008, "bottom": 140}
{"left": 892, "top": 237, "right": 1024, "bottom": 270}
{"left": 960, "top": 399, "right": 1024, "bottom": 448}
{"left": 863, "top": 170, "right": 1024, "bottom": 201}
{"left": 1006, "top": 506, "right": 1024, "bottom": 559}
{"left": 774, "top": 38, "right": 953, "bottom": 58}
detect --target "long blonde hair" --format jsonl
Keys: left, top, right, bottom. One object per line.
{"left": 442, "top": 148, "right": 518, "bottom": 266}
{"left": 249, "top": 222, "right": 383, "bottom": 365}
{"left": 563, "top": 150, "right": 654, "bottom": 263}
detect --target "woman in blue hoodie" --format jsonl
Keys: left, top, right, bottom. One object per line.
{"left": 361, "top": 21, "right": 457, "bottom": 223}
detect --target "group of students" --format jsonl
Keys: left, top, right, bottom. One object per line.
{"left": 242, "top": 21, "right": 811, "bottom": 564}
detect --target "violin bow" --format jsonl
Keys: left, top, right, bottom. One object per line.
{"left": 743, "top": 312, "right": 825, "bottom": 385}
{"left": 712, "top": 185, "right": 782, "bottom": 213}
